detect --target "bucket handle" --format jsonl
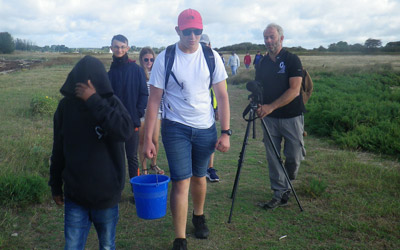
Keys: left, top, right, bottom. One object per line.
{"left": 140, "top": 157, "right": 159, "bottom": 186}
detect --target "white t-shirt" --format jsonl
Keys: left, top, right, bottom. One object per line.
{"left": 149, "top": 43, "right": 228, "bottom": 129}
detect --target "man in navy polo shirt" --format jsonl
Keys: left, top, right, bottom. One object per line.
{"left": 256, "top": 23, "right": 306, "bottom": 209}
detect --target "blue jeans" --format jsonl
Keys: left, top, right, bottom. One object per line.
{"left": 230, "top": 65, "right": 238, "bottom": 75}
{"left": 161, "top": 119, "right": 217, "bottom": 181}
{"left": 64, "top": 198, "right": 119, "bottom": 250}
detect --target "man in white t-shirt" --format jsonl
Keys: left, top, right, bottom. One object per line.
{"left": 143, "top": 8, "right": 231, "bottom": 250}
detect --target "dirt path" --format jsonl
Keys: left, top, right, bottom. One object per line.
{"left": 0, "top": 59, "right": 43, "bottom": 74}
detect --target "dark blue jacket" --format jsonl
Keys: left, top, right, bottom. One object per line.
{"left": 108, "top": 54, "right": 148, "bottom": 128}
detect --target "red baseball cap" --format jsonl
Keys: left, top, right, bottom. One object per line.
{"left": 178, "top": 9, "right": 203, "bottom": 30}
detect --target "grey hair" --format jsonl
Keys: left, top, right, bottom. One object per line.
{"left": 264, "top": 23, "right": 284, "bottom": 38}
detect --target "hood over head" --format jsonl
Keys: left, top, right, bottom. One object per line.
{"left": 60, "top": 55, "right": 113, "bottom": 98}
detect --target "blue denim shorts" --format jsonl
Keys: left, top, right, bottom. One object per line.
{"left": 161, "top": 119, "right": 217, "bottom": 181}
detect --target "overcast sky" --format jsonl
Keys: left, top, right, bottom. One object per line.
{"left": 1, "top": 0, "right": 400, "bottom": 50}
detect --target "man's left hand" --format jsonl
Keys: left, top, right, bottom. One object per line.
{"left": 215, "top": 134, "right": 230, "bottom": 152}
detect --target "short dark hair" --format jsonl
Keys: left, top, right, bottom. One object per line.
{"left": 111, "top": 34, "right": 128, "bottom": 45}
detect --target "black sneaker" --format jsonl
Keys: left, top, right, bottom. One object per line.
{"left": 260, "top": 198, "right": 289, "bottom": 210}
{"left": 281, "top": 191, "right": 291, "bottom": 204}
{"left": 192, "top": 213, "right": 209, "bottom": 239}
{"left": 206, "top": 168, "right": 220, "bottom": 182}
{"left": 172, "top": 238, "right": 187, "bottom": 250}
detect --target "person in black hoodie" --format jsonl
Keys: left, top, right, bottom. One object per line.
{"left": 108, "top": 35, "right": 148, "bottom": 194}
{"left": 49, "top": 55, "right": 134, "bottom": 249}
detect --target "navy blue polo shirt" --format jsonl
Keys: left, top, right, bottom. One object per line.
{"left": 255, "top": 49, "right": 305, "bottom": 118}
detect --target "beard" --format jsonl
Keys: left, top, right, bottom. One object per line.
{"left": 266, "top": 40, "right": 280, "bottom": 54}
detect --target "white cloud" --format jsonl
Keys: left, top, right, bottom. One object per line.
{"left": 0, "top": 0, "right": 399, "bottom": 49}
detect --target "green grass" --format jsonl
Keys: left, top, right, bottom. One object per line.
{"left": 0, "top": 53, "right": 399, "bottom": 249}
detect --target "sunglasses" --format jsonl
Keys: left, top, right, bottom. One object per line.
{"left": 182, "top": 29, "right": 203, "bottom": 36}
{"left": 143, "top": 58, "right": 154, "bottom": 62}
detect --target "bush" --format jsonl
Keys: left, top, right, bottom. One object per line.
{"left": 305, "top": 178, "right": 328, "bottom": 198}
{"left": 305, "top": 72, "right": 400, "bottom": 157}
{"left": 30, "top": 95, "right": 58, "bottom": 116}
{"left": 0, "top": 174, "right": 48, "bottom": 207}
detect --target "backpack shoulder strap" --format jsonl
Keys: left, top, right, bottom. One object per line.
{"left": 164, "top": 44, "right": 176, "bottom": 89}
{"left": 201, "top": 43, "right": 215, "bottom": 89}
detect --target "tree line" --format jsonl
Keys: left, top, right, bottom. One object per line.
{"left": 216, "top": 39, "right": 400, "bottom": 53}
{"left": 1, "top": 31, "right": 400, "bottom": 54}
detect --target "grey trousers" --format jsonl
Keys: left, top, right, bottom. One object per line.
{"left": 262, "top": 115, "right": 306, "bottom": 200}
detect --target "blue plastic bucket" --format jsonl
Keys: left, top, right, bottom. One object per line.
{"left": 130, "top": 174, "right": 170, "bottom": 220}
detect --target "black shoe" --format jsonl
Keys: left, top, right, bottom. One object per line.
{"left": 172, "top": 238, "right": 187, "bottom": 250}
{"left": 260, "top": 198, "right": 288, "bottom": 210}
{"left": 281, "top": 191, "right": 291, "bottom": 204}
{"left": 192, "top": 213, "right": 209, "bottom": 239}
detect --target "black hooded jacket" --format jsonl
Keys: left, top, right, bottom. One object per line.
{"left": 49, "top": 55, "right": 134, "bottom": 209}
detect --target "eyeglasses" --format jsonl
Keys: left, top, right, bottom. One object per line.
{"left": 182, "top": 29, "right": 203, "bottom": 36}
{"left": 112, "top": 45, "right": 128, "bottom": 50}
{"left": 143, "top": 58, "right": 154, "bottom": 62}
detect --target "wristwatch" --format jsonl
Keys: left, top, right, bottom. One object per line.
{"left": 221, "top": 129, "right": 232, "bottom": 136}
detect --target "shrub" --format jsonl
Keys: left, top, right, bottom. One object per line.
{"left": 305, "top": 178, "right": 328, "bottom": 198}
{"left": 305, "top": 72, "right": 400, "bottom": 156}
{"left": 30, "top": 94, "right": 58, "bottom": 116}
{"left": 0, "top": 174, "right": 48, "bottom": 207}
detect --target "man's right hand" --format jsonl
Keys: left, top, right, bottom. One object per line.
{"left": 143, "top": 140, "right": 156, "bottom": 160}
{"left": 52, "top": 195, "right": 64, "bottom": 206}
{"left": 256, "top": 104, "right": 274, "bottom": 118}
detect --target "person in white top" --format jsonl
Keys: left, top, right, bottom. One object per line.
{"left": 228, "top": 51, "right": 240, "bottom": 75}
{"left": 143, "top": 8, "right": 231, "bottom": 250}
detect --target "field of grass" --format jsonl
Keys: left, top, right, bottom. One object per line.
{"left": 0, "top": 52, "right": 399, "bottom": 249}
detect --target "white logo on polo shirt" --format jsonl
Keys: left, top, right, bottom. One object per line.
{"left": 278, "top": 61, "right": 286, "bottom": 73}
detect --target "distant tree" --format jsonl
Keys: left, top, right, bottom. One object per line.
{"left": 316, "top": 46, "right": 327, "bottom": 52}
{"left": 101, "top": 46, "right": 110, "bottom": 52}
{"left": 0, "top": 32, "right": 15, "bottom": 53}
{"left": 287, "top": 46, "right": 307, "bottom": 52}
{"left": 328, "top": 41, "right": 350, "bottom": 52}
{"left": 50, "top": 44, "right": 71, "bottom": 52}
{"left": 336, "top": 41, "right": 349, "bottom": 51}
{"left": 382, "top": 41, "right": 400, "bottom": 52}
{"left": 15, "top": 38, "right": 36, "bottom": 51}
{"left": 218, "top": 42, "right": 265, "bottom": 53}
{"left": 364, "top": 38, "right": 382, "bottom": 49}
{"left": 328, "top": 43, "right": 338, "bottom": 52}
{"left": 349, "top": 43, "right": 364, "bottom": 52}
{"left": 42, "top": 45, "right": 50, "bottom": 52}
